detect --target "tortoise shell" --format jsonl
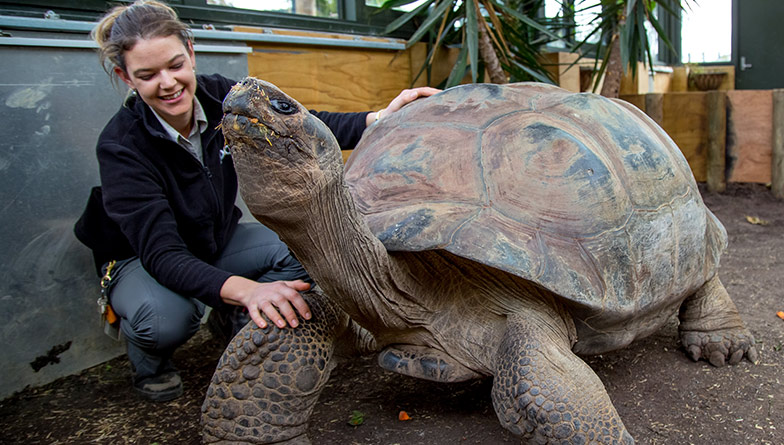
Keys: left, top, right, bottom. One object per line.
{"left": 344, "top": 83, "right": 726, "bottom": 315}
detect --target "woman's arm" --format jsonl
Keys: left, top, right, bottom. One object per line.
{"left": 365, "top": 87, "right": 441, "bottom": 126}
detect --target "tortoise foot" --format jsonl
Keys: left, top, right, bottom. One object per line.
{"left": 678, "top": 275, "right": 758, "bottom": 366}
{"left": 680, "top": 329, "right": 758, "bottom": 366}
{"left": 378, "top": 345, "right": 482, "bottom": 382}
{"left": 494, "top": 310, "right": 634, "bottom": 444}
{"left": 207, "top": 435, "right": 310, "bottom": 445}
{"left": 202, "top": 288, "right": 349, "bottom": 444}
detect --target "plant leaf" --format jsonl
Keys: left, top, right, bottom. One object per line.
{"left": 465, "top": 0, "right": 479, "bottom": 82}
{"left": 384, "top": 0, "right": 435, "bottom": 35}
{"left": 404, "top": 0, "right": 453, "bottom": 49}
{"left": 498, "top": 2, "right": 563, "bottom": 42}
{"left": 445, "top": 39, "right": 469, "bottom": 88}
{"left": 348, "top": 410, "right": 365, "bottom": 426}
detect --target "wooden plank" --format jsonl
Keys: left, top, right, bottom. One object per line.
{"left": 661, "top": 92, "right": 708, "bottom": 182}
{"left": 247, "top": 43, "right": 412, "bottom": 113}
{"left": 772, "top": 89, "right": 784, "bottom": 198}
{"left": 540, "top": 52, "right": 581, "bottom": 92}
{"left": 645, "top": 93, "right": 663, "bottom": 126}
{"left": 619, "top": 61, "right": 647, "bottom": 95}
{"left": 726, "top": 90, "right": 773, "bottom": 183}
{"left": 706, "top": 91, "right": 727, "bottom": 192}
{"left": 670, "top": 66, "right": 689, "bottom": 92}
{"left": 619, "top": 94, "right": 646, "bottom": 113}
{"left": 233, "top": 25, "right": 404, "bottom": 45}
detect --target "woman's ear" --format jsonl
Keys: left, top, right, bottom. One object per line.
{"left": 187, "top": 40, "right": 196, "bottom": 71}
{"left": 114, "top": 66, "right": 134, "bottom": 89}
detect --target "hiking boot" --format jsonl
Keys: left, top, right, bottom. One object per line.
{"left": 133, "top": 371, "right": 183, "bottom": 402}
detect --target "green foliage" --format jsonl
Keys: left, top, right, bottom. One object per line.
{"left": 380, "top": 0, "right": 563, "bottom": 88}
{"left": 572, "top": 0, "right": 691, "bottom": 92}
{"left": 348, "top": 410, "right": 365, "bottom": 426}
{"left": 316, "top": 0, "right": 338, "bottom": 17}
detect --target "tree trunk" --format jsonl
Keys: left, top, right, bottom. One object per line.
{"left": 600, "top": 31, "right": 622, "bottom": 97}
{"left": 478, "top": 21, "right": 507, "bottom": 84}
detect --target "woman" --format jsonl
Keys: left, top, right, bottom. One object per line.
{"left": 75, "top": 0, "right": 438, "bottom": 402}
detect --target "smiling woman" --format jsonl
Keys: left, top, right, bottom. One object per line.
{"left": 74, "top": 0, "right": 438, "bottom": 406}
{"left": 115, "top": 36, "right": 198, "bottom": 136}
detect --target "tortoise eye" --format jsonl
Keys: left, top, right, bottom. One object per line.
{"left": 270, "top": 99, "right": 296, "bottom": 115}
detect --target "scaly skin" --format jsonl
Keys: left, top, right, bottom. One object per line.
{"left": 209, "top": 77, "right": 758, "bottom": 444}
{"left": 679, "top": 275, "right": 758, "bottom": 367}
{"left": 201, "top": 288, "right": 350, "bottom": 444}
{"left": 492, "top": 300, "right": 634, "bottom": 444}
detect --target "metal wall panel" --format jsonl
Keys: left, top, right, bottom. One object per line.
{"left": 0, "top": 39, "right": 248, "bottom": 398}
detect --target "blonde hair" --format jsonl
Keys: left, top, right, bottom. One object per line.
{"left": 92, "top": 0, "right": 193, "bottom": 84}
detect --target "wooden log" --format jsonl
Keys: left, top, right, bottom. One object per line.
{"left": 619, "top": 94, "right": 646, "bottom": 113}
{"left": 661, "top": 92, "right": 708, "bottom": 182}
{"left": 726, "top": 90, "right": 772, "bottom": 183}
{"left": 644, "top": 93, "right": 663, "bottom": 127}
{"left": 706, "top": 91, "right": 727, "bottom": 193}
{"left": 772, "top": 89, "right": 784, "bottom": 198}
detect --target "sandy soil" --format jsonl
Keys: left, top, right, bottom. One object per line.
{"left": 0, "top": 182, "right": 782, "bottom": 445}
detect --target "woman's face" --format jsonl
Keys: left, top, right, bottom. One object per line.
{"left": 115, "top": 35, "right": 197, "bottom": 133}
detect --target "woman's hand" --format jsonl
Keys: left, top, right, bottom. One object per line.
{"left": 366, "top": 86, "right": 441, "bottom": 126}
{"left": 220, "top": 275, "right": 312, "bottom": 329}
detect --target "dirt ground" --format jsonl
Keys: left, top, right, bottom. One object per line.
{"left": 0, "top": 182, "right": 782, "bottom": 445}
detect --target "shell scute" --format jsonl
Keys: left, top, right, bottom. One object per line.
{"left": 344, "top": 83, "right": 725, "bottom": 314}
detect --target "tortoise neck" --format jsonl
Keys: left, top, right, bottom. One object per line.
{"left": 260, "top": 176, "right": 406, "bottom": 330}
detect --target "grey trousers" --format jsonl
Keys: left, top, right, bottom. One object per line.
{"left": 107, "top": 222, "right": 310, "bottom": 381}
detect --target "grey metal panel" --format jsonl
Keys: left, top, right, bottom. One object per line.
{"left": 0, "top": 15, "right": 407, "bottom": 50}
{"left": 0, "top": 43, "right": 248, "bottom": 399}
{"left": 0, "top": 37, "right": 253, "bottom": 53}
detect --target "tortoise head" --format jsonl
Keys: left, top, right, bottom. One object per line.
{"left": 222, "top": 77, "right": 343, "bottom": 216}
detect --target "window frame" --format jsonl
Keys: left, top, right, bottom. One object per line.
{"left": 0, "top": 0, "right": 413, "bottom": 37}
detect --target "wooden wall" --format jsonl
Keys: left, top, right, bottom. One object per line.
{"left": 228, "top": 28, "right": 776, "bottom": 186}
{"left": 237, "top": 26, "right": 417, "bottom": 113}
{"left": 621, "top": 93, "right": 709, "bottom": 181}
{"left": 621, "top": 90, "right": 775, "bottom": 185}
{"left": 726, "top": 90, "right": 773, "bottom": 183}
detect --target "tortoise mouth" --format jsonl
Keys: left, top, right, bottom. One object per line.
{"left": 223, "top": 112, "right": 280, "bottom": 139}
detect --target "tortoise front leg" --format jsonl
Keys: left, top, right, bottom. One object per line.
{"left": 492, "top": 309, "right": 634, "bottom": 444}
{"left": 201, "top": 288, "right": 350, "bottom": 444}
{"left": 679, "top": 275, "right": 758, "bottom": 367}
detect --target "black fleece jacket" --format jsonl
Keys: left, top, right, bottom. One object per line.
{"left": 80, "top": 73, "right": 369, "bottom": 307}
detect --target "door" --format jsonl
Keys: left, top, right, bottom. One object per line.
{"left": 733, "top": 0, "right": 784, "bottom": 89}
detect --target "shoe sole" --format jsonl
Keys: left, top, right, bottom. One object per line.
{"left": 133, "top": 384, "right": 184, "bottom": 402}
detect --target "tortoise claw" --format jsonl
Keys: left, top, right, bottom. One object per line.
{"left": 679, "top": 329, "right": 757, "bottom": 367}
{"left": 709, "top": 350, "right": 726, "bottom": 367}
{"left": 747, "top": 346, "right": 759, "bottom": 365}
{"left": 687, "top": 345, "right": 702, "bottom": 362}
{"left": 728, "top": 348, "right": 744, "bottom": 365}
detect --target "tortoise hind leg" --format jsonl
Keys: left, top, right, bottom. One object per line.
{"left": 201, "top": 287, "right": 351, "bottom": 444}
{"left": 493, "top": 309, "right": 634, "bottom": 444}
{"left": 378, "top": 345, "right": 482, "bottom": 382}
{"left": 678, "top": 275, "right": 758, "bottom": 367}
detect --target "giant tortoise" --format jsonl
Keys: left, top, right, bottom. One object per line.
{"left": 201, "top": 78, "right": 757, "bottom": 444}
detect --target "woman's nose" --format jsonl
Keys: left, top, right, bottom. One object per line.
{"left": 159, "top": 70, "right": 177, "bottom": 89}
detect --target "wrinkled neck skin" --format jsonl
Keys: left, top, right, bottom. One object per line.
{"left": 240, "top": 163, "right": 420, "bottom": 340}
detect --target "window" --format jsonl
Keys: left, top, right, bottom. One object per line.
{"left": 680, "top": 0, "right": 731, "bottom": 63}
{"left": 573, "top": 0, "right": 601, "bottom": 45}
{"left": 365, "top": 0, "right": 427, "bottom": 11}
{"left": 0, "top": 1, "right": 412, "bottom": 37}
{"left": 206, "top": 0, "right": 338, "bottom": 18}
